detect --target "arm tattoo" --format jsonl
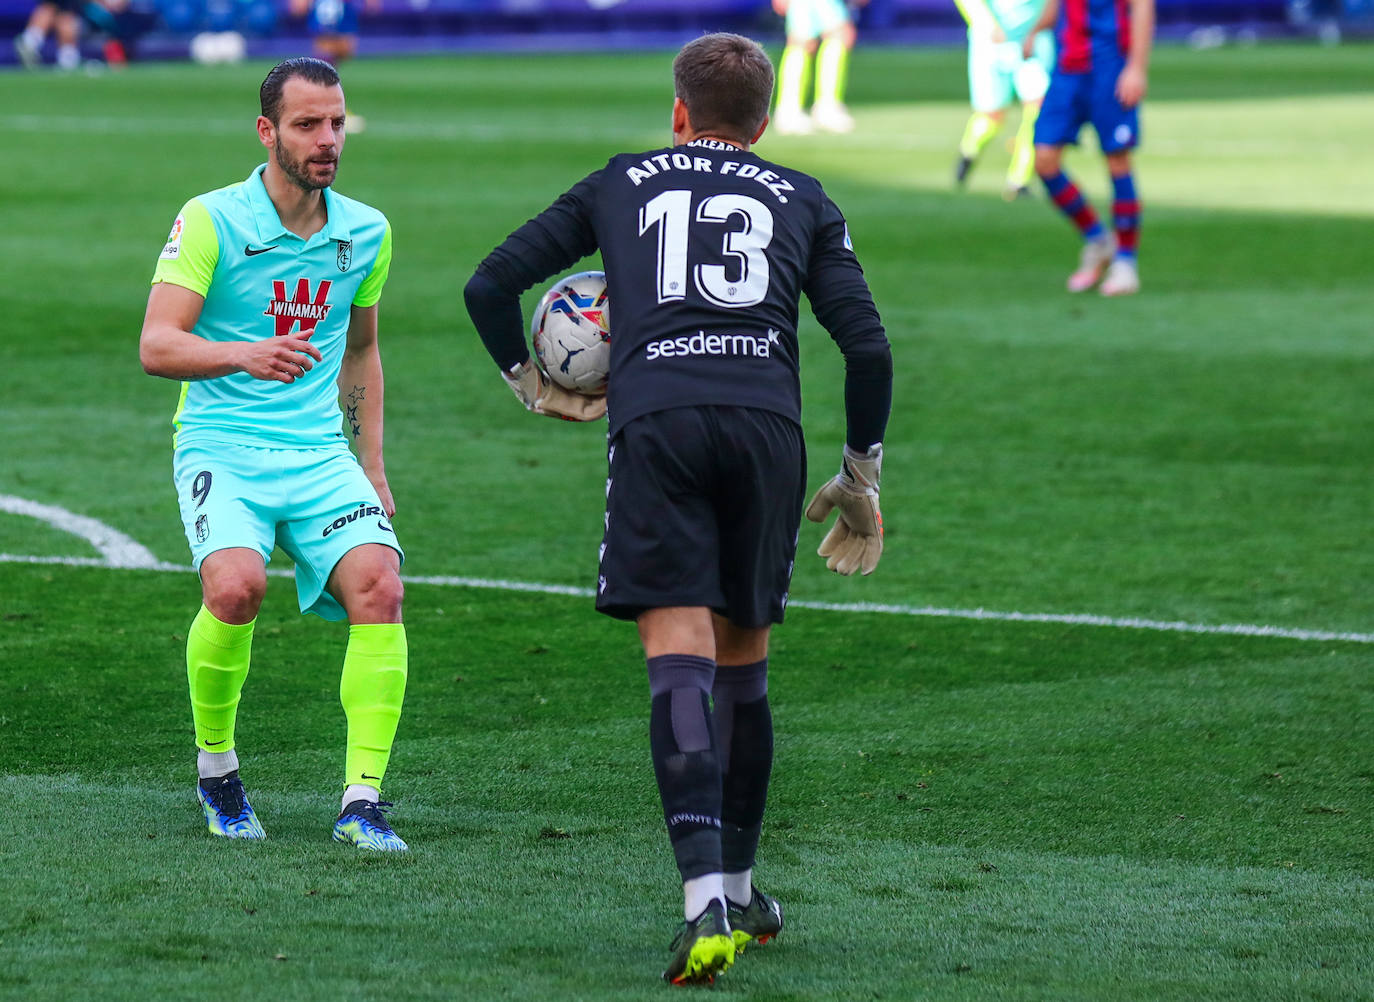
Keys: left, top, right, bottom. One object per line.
{"left": 345, "top": 385, "right": 365, "bottom": 439}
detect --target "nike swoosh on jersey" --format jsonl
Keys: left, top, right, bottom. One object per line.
{"left": 244, "top": 244, "right": 279, "bottom": 256}
{"left": 377, "top": 519, "right": 394, "bottom": 533}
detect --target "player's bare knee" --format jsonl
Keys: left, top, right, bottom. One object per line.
{"left": 1105, "top": 151, "right": 1132, "bottom": 177}
{"left": 202, "top": 577, "right": 265, "bottom": 623}
{"left": 1034, "top": 146, "right": 1062, "bottom": 179}
{"left": 345, "top": 567, "right": 404, "bottom": 623}
{"left": 713, "top": 618, "right": 770, "bottom": 665}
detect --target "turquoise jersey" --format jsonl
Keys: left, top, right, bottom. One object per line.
{"left": 152, "top": 164, "right": 392, "bottom": 450}
{"left": 955, "top": 0, "right": 1046, "bottom": 40}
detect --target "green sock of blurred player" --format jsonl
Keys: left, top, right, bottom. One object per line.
{"left": 777, "top": 43, "right": 811, "bottom": 120}
{"left": 339, "top": 623, "right": 408, "bottom": 790}
{"left": 814, "top": 36, "right": 849, "bottom": 108}
{"left": 1006, "top": 103, "right": 1041, "bottom": 191}
{"left": 187, "top": 605, "right": 254, "bottom": 761}
{"left": 959, "top": 111, "right": 1001, "bottom": 167}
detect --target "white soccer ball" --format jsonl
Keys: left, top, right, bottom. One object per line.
{"left": 531, "top": 270, "right": 610, "bottom": 395}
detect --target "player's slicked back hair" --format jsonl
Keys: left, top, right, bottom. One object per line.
{"left": 260, "top": 57, "right": 341, "bottom": 125}
{"left": 673, "top": 33, "right": 774, "bottom": 147}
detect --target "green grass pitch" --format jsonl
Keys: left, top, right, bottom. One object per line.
{"left": 1, "top": 41, "right": 1372, "bottom": 1000}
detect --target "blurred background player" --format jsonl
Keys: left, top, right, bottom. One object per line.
{"left": 13, "top": 0, "right": 127, "bottom": 69}
{"left": 1026, "top": 0, "right": 1154, "bottom": 295}
{"left": 290, "top": 0, "right": 379, "bottom": 131}
{"left": 952, "top": 0, "right": 1054, "bottom": 200}
{"left": 771, "top": 0, "right": 866, "bottom": 134}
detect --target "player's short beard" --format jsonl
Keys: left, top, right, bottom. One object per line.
{"left": 274, "top": 136, "right": 337, "bottom": 192}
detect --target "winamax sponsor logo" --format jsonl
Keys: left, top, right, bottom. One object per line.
{"left": 265, "top": 278, "right": 333, "bottom": 337}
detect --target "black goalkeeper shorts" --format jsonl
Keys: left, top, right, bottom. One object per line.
{"left": 596, "top": 405, "right": 805, "bottom": 629}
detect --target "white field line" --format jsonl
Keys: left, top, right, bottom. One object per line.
{"left": 0, "top": 113, "right": 1348, "bottom": 160}
{"left": 0, "top": 113, "right": 656, "bottom": 145}
{"left": 0, "top": 494, "right": 168, "bottom": 569}
{"left": 2, "top": 493, "right": 1372, "bottom": 645}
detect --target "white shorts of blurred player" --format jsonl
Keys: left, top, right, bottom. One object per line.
{"left": 968, "top": 33, "right": 1053, "bottom": 114}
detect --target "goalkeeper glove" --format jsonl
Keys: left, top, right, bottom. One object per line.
{"left": 502, "top": 358, "right": 606, "bottom": 422}
{"left": 804, "top": 443, "right": 884, "bottom": 576}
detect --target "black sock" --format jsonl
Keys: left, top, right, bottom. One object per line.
{"left": 713, "top": 659, "right": 772, "bottom": 877}
{"left": 646, "top": 653, "right": 722, "bottom": 882}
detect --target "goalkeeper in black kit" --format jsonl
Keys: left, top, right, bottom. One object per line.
{"left": 463, "top": 32, "right": 892, "bottom": 986}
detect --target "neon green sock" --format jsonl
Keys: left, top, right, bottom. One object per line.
{"left": 339, "top": 623, "right": 408, "bottom": 790}
{"left": 777, "top": 44, "right": 809, "bottom": 115}
{"left": 186, "top": 605, "right": 254, "bottom": 752}
{"left": 1007, "top": 103, "right": 1040, "bottom": 188}
{"left": 959, "top": 111, "right": 1001, "bottom": 159}
{"left": 815, "top": 38, "right": 850, "bottom": 106}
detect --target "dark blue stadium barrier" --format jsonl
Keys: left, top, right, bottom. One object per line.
{"left": 4, "top": 0, "right": 1362, "bottom": 67}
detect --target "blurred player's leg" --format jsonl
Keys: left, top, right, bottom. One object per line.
{"left": 1007, "top": 34, "right": 1052, "bottom": 199}
{"left": 14, "top": 0, "right": 55, "bottom": 67}
{"left": 1004, "top": 102, "right": 1039, "bottom": 198}
{"left": 956, "top": 111, "right": 1001, "bottom": 185}
{"left": 1036, "top": 146, "right": 1113, "bottom": 292}
{"left": 957, "top": 33, "right": 1012, "bottom": 186}
{"left": 812, "top": 34, "right": 854, "bottom": 132}
{"left": 54, "top": 10, "right": 79, "bottom": 69}
{"left": 774, "top": 40, "right": 814, "bottom": 134}
{"left": 14, "top": 27, "right": 43, "bottom": 66}
{"left": 1109, "top": 168, "right": 1140, "bottom": 257}
{"left": 1100, "top": 153, "right": 1141, "bottom": 295}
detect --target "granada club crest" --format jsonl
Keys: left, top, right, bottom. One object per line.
{"left": 337, "top": 239, "right": 352, "bottom": 272}
{"left": 265, "top": 278, "right": 333, "bottom": 336}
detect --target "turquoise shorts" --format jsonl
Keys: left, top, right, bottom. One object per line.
{"left": 786, "top": 0, "right": 850, "bottom": 40}
{"left": 173, "top": 441, "right": 404, "bottom": 621}
{"left": 968, "top": 31, "right": 1054, "bottom": 113}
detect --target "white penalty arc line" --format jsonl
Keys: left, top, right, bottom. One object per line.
{"left": 2, "top": 494, "right": 1372, "bottom": 646}
{"left": 0, "top": 495, "right": 175, "bottom": 570}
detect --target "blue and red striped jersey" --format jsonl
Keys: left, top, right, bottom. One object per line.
{"left": 1055, "top": 0, "right": 1130, "bottom": 71}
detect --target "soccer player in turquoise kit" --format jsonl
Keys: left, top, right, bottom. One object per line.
{"left": 1027, "top": 0, "right": 1153, "bottom": 295}
{"left": 952, "top": 0, "right": 1055, "bottom": 200}
{"left": 139, "top": 57, "right": 409, "bottom": 851}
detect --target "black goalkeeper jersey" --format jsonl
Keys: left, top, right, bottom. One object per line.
{"left": 470, "top": 138, "right": 891, "bottom": 443}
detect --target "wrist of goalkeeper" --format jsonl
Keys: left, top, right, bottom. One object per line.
{"left": 502, "top": 358, "right": 606, "bottom": 422}
{"left": 839, "top": 442, "right": 882, "bottom": 493}
{"left": 804, "top": 443, "right": 884, "bottom": 576}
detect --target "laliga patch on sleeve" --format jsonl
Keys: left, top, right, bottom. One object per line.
{"left": 160, "top": 214, "right": 185, "bottom": 260}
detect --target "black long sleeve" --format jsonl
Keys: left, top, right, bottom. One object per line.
{"left": 463, "top": 269, "right": 529, "bottom": 372}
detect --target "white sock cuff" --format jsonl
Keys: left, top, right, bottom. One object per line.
{"left": 197, "top": 748, "right": 240, "bottom": 779}
{"left": 683, "top": 873, "right": 725, "bottom": 921}
{"left": 723, "top": 870, "right": 753, "bottom": 907}
{"left": 342, "top": 783, "right": 380, "bottom": 811}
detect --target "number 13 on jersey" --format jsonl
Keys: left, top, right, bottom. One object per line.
{"left": 638, "top": 190, "right": 775, "bottom": 309}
